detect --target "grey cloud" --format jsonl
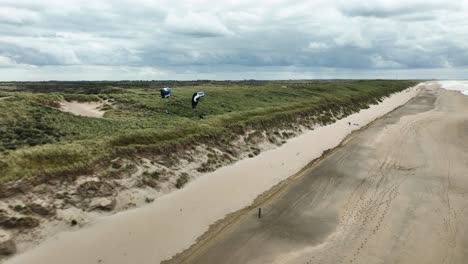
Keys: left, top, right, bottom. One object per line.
{"left": 338, "top": 1, "right": 459, "bottom": 18}
{"left": 0, "top": 6, "right": 41, "bottom": 25}
{"left": 163, "top": 11, "right": 234, "bottom": 37}
{"left": 0, "top": 0, "right": 468, "bottom": 80}
{"left": 0, "top": 43, "right": 61, "bottom": 65}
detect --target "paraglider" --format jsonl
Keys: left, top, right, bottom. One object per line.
{"left": 192, "top": 92, "right": 205, "bottom": 109}
{"left": 160, "top": 87, "right": 171, "bottom": 99}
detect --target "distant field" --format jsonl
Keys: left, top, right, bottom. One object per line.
{"left": 0, "top": 80, "right": 418, "bottom": 182}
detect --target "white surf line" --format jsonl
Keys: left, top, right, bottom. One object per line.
{"left": 5, "top": 83, "right": 423, "bottom": 264}
{"left": 438, "top": 80, "right": 468, "bottom": 96}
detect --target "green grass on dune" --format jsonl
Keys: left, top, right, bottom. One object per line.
{"left": 0, "top": 80, "right": 418, "bottom": 182}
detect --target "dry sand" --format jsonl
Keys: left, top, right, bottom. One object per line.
{"left": 182, "top": 82, "right": 468, "bottom": 264}
{"left": 4, "top": 84, "right": 421, "bottom": 264}
{"left": 60, "top": 101, "right": 105, "bottom": 118}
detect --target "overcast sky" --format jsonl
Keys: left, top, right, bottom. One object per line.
{"left": 0, "top": 0, "right": 467, "bottom": 80}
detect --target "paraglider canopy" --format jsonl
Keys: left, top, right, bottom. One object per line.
{"left": 192, "top": 92, "right": 205, "bottom": 109}
{"left": 160, "top": 87, "right": 171, "bottom": 99}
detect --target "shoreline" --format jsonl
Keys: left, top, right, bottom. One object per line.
{"left": 174, "top": 81, "right": 468, "bottom": 264}
{"left": 4, "top": 83, "right": 422, "bottom": 264}
{"left": 163, "top": 91, "right": 424, "bottom": 263}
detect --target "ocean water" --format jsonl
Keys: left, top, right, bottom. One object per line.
{"left": 438, "top": 81, "right": 468, "bottom": 96}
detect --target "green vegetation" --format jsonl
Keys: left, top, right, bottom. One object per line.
{"left": 0, "top": 80, "right": 418, "bottom": 182}
{"left": 175, "top": 173, "right": 189, "bottom": 189}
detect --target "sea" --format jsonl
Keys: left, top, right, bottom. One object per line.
{"left": 438, "top": 81, "right": 468, "bottom": 96}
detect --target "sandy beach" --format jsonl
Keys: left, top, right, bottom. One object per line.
{"left": 5, "top": 84, "right": 421, "bottom": 264}
{"left": 177, "top": 82, "right": 468, "bottom": 264}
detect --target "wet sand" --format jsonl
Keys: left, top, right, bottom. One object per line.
{"left": 4, "top": 85, "right": 420, "bottom": 264}
{"left": 183, "top": 82, "right": 468, "bottom": 264}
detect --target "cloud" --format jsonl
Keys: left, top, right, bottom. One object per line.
{"left": 0, "top": 42, "right": 61, "bottom": 65}
{"left": 371, "top": 55, "right": 404, "bottom": 68}
{"left": 333, "top": 31, "right": 373, "bottom": 49}
{"left": 0, "top": 0, "right": 468, "bottom": 80}
{"left": 0, "top": 56, "right": 17, "bottom": 67}
{"left": 308, "top": 42, "right": 329, "bottom": 52}
{"left": 164, "top": 11, "right": 233, "bottom": 37}
{"left": 0, "top": 55, "right": 36, "bottom": 69}
{"left": 0, "top": 7, "right": 41, "bottom": 24}
{"left": 338, "top": 0, "right": 459, "bottom": 18}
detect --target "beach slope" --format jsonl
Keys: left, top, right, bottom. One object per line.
{"left": 182, "top": 82, "right": 468, "bottom": 264}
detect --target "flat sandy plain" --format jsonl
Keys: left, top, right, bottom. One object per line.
{"left": 178, "top": 82, "right": 468, "bottom": 264}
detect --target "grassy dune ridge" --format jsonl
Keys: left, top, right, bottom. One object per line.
{"left": 0, "top": 80, "right": 418, "bottom": 182}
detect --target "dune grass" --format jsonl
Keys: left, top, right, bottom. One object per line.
{"left": 0, "top": 80, "right": 418, "bottom": 182}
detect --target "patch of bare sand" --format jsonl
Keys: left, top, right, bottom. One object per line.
{"left": 59, "top": 101, "right": 105, "bottom": 118}
{"left": 4, "top": 84, "right": 422, "bottom": 264}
